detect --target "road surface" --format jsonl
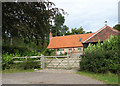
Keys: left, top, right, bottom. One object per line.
{"left": 2, "top": 69, "right": 104, "bottom": 84}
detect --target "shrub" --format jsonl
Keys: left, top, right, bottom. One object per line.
{"left": 42, "top": 49, "right": 55, "bottom": 56}
{"left": 80, "top": 35, "right": 120, "bottom": 74}
{"left": 2, "top": 52, "right": 41, "bottom": 70}
{"left": 2, "top": 53, "right": 13, "bottom": 70}
{"left": 2, "top": 46, "right": 31, "bottom": 55}
{"left": 11, "top": 59, "right": 40, "bottom": 70}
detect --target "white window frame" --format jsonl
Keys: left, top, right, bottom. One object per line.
{"left": 69, "top": 48, "right": 72, "bottom": 53}
{"left": 78, "top": 48, "right": 81, "bottom": 52}
{"left": 60, "top": 49, "right": 64, "bottom": 51}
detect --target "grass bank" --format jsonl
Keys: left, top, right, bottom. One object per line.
{"left": 77, "top": 71, "right": 118, "bottom": 84}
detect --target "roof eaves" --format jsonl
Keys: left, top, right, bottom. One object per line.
{"left": 47, "top": 45, "right": 83, "bottom": 49}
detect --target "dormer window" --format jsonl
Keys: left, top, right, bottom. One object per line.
{"left": 79, "top": 38, "right": 82, "bottom": 42}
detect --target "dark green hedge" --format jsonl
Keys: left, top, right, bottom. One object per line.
{"left": 2, "top": 46, "right": 31, "bottom": 55}
{"left": 2, "top": 46, "right": 42, "bottom": 56}
{"left": 80, "top": 35, "right": 120, "bottom": 74}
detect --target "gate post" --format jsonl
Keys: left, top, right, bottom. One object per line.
{"left": 41, "top": 54, "right": 45, "bottom": 69}
{"left": 67, "top": 54, "right": 70, "bottom": 69}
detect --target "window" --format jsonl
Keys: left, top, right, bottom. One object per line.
{"left": 60, "top": 49, "right": 64, "bottom": 51}
{"left": 78, "top": 48, "right": 81, "bottom": 52}
{"left": 64, "top": 49, "right": 67, "bottom": 52}
{"left": 57, "top": 49, "right": 60, "bottom": 51}
{"left": 69, "top": 48, "right": 72, "bottom": 52}
{"left": 79, "top": 38, "right": 82, "bottom": 42}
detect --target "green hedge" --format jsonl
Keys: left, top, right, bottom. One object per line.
{"left": 80, "top": 35, "right": 120, "bottom": 74}
{"left": 2, "top": 47, "right": 55, "bottom": 70}
{"left": 2, "top": 53, "right": 13, "bottom": 70}
{"left": 42, "top": 48, "right": 55, "bottom": 56}
{"left": 2, "top": 46, "right": 42, "bottom": 56}
{"left": 11, "top": 60, "right": 40, "bottom": 70}
{"left": 3, "top": 46, "right": 31, "bottom": 55}
{"left": 2, "top": 53, "right": 40, "bottom": 70}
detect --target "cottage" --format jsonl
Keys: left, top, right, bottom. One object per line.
{"left": 47, "top": 25, "right": 120, "bottom": 55}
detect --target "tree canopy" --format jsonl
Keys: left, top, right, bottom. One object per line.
{"left": 113, "top": 24, "right": 120, "bottom": 31}
{"left": 2, "top": 1, "right": 65, "bottom": 52}
{"left": 51, "top": 13, "right": 69, "bottom": 36}
{"left": 65, "top": 27, "right": 92, "bottom": 35}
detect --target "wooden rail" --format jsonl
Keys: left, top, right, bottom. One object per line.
{"left": 13, "top": 56, "right": 68, "bottom": 59}
{"left": 12, "top": 55, "right": 69, "bottom": 69}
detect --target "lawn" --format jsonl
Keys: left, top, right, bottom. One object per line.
{"left": 77, "top": 71, "right": 118, "bottom": 84}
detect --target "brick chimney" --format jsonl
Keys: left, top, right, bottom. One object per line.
{"left": 49, "top": 32, "right": 52, "bottom": 41}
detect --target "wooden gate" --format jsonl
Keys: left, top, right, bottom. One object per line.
{"left": 12, "top": 54, "right": 81, "bottom": 69}
{"left": 44, "top": 55, "right": 81, "bottom": 69}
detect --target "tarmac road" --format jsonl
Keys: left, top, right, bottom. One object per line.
{"left": 2, "top": 69, "right": 104, "bottom": 84}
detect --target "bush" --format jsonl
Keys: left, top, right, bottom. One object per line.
{"left": 2, "top": 53, "right": 13, "bottom": 70}
{"left": 2, "top": 46, "right": 31, "bottom": 55}
{"left": 42, "top": 49, "right": 55, "bottom": 56}
{"left": 80, "top": 35, "right": 120, "bottom": 74}
{"left": 2, "top": 46, "right": 42, "bottom": 56}
{"left": 2, "top": 52, "right": 41, "bottom": 70}
{"left": 11, "top": 59, "right": 40, "bottom": 70}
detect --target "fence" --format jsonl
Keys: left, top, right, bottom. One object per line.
{"left": 12, "top": 55, "right": 71, "bottom": 69}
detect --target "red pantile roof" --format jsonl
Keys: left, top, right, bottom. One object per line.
{"left": 47, "top": 25, "right": 120, "bottom": 49}
{"left": 83, "top": 25, "right": 120, "bottom": 43}
{"left": 47, "top": 33, "right": 94, "bottom": 49}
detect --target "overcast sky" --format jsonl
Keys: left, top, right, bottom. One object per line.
{"left": 51, "top": 0, "right": 120, "bottom": 32}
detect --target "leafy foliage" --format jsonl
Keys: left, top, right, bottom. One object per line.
{"left": 2, "top": 45, "right": 42, "bottom": 56}
{"left": 80, "top": 35, "right": 120, "bottom": 74}
{"left": 2, "top": 2, "right": 63, "bottom": 39}
{"left": 113, "top": 24, "right": 120, "bottom": 31}
{"left": 2, "top": 1, "right": 65, "bottom": 54}
{"left": 42, "top": 49, "right": 55, "bottom": 56}
{"left": 2, "top": 53, "right": 13, "bottom": 70}
{"left": 12, "top": 60, "right": 40, "bottom": 70}
{"left": 51, "top": 13, "right": 69, "bottom": 36}
{"left": 2, "top": 52, "right": 41, "bottom": 70}
{"left": 65, "top": 27, "right": 92, "bottom": 35}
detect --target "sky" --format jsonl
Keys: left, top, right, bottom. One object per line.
{"left": 51, "top": 0, "right": 120, "bottom": 32}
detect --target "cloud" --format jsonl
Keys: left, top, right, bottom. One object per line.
{"left": 51, "top": 0, "right": 120, "bottom": 32}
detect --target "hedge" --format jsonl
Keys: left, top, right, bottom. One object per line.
{"left": 80, "top": 35, "right": 120, "bottom": 74}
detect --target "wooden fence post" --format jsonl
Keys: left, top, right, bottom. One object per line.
{"left": 25, "top": 56, "right": 27, "bottom": 62}
{"left": 67, "top": 54, "right": 70, "bottom": 69}
{"left": 41, "top": 54, "right": 45, "bottom": 69}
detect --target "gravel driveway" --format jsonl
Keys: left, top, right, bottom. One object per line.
{"left": 2, "top": 69, "right": 104, "bottom": 84}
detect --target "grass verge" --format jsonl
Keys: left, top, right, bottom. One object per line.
{"left": 2, "top": 68, "right": 42, "bottom": 74}
{"left": 77, "top": 71, "right": 118, "bottom": 84}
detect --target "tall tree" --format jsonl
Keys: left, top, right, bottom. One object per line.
{"left": 71, "top": 27, "right": 85, "bottom": 34}
{"left": 65, "top": 31, "right": 71, "bottom": 35}
{"left": 60, "top": 25, "right": 69, "bottom": 36}
{"left": 51, "top": 13, "right": 68, "bottom": 36}
{"left": 65, "top": 27, "right": 92, "bottom": 35}
{"left": 2, "top": 1, "right": 65, "bottom": 52}
{"left": 54, "top": 14, "right": 65, "bottom": 36}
